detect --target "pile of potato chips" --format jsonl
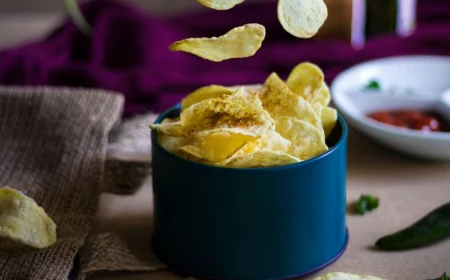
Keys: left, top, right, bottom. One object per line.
{"left": 170, "top": 0, "right": 328, "bottom": 62}
{"left": 151, "top": 62, "right": 337, "bottom": 168}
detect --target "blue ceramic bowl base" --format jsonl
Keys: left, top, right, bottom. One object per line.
{"left": 152, "top": 229, "right": 349, "bottom": 280}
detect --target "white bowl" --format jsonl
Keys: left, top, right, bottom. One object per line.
{"left": 330, "top": 55, "right": 450, "bottom": 161}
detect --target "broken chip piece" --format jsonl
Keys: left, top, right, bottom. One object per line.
{"left": 277, "top": 0, "right": 328, "bottom": 38}
{"left": 196, "top": 0, "right": 245, "bottom": 10}
{"left": 169, "top": 23, "right": 266, "bottom": 62}
{"left": 0, "top": 187, "right": 57, "bottom": 249}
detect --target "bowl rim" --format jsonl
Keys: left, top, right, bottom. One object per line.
{"left": 330, "top": 54, "right": 450, "bottom": 141}
{"left": 151, "top": 103, "right": 348, "bottom": 172}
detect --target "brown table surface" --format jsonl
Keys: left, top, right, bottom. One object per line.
{"left": 92, "top": 128, "right": 450, "bottom": 280}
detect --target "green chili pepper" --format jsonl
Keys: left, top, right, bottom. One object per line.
{"left": 376, "top": 201, "right": 450, "bottom": 250}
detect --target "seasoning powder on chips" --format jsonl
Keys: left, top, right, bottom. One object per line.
{"left": 150, "top": 62, "right": 338, "bottom": 168}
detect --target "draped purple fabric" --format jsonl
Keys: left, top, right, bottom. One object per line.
{"left": 0, "top": 0, "right": 449, "bottom": 117}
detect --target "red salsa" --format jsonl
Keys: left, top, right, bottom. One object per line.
{"left": 367, "top": 109, "right": 450, "bottom": 132}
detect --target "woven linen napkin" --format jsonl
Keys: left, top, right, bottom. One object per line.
{"left": 0, "top": 86, "right": 124, "bottom": 280}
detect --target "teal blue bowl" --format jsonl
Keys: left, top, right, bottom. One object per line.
{"left": 151, "top": 104, "right": 348, "bottom": 280}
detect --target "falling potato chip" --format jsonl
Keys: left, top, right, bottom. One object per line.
{"left": 169, "top": 23, "right": 266, "bottom": 62}
{"left": 277, "top": 0, "right": 328, "bottom": 38}
{"left": 0, "top": 187, "right": 56, "bottom": 249}
{"left": 313, "top": 272, "right": 385, "bottom": 280}
{"left": 276, "top": 117, "right": 327, "bottom": 160}
{"left": 196, "top": 0, "right": 245, "bottom": 10}
{"left": 178, "top": 131, "right": 255, "bottom": 163}
{"left": 181, "top": 85, "right": 235, "bottom": 110}
{"left": 261, "top": 72, "right": 324, "bottom": 138}
{"left": 181, "top": 93, "right": 275, "bottom": 137}
{"left": 226, "top": 149, "right": 301, "bottom": 168}
{"left": 286, "top": 62, "right": 324, "bottom": 104}
{"left": 321, "top": 107, "right": 338, "bottom": 137}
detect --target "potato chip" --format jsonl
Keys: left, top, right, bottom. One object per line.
{"left": 181, "top": 93, "right": 275, "bottom": 137}
{"left": 215, "top": 130, "right": 290, "bottom": 166}
{"left": 312, "top": 102, "right": 323, "bottom": 118}
{"left": 313, "top": 272, "right": 385, "bottom": 280}
{"left": 169, "top": 23, "right": 266, "bottom": 62}
{"left": 321, "top": 107, "right": 338, "bottom": 137}
{"left": 0, "top": 187, "right": 56, "bottom": 249}
{"left": 182, "top": 85, "right": 235, "bottom": 110}
{"left": 196, "top": 0, "right": 245, "bottom": 10}
{"left": 157, "top": 133, "right": 189, "bottom": 155}
{"left": 315, "top": 82, "right": 331, "bottom": 107}
{"left": 229, "top": 86, "right": 264, "bottom": 108}
{"left": 258, "top": 130, "right": 291, "bottom": 152}
{"left": 276, "top": 117, "right": 327, "bottom": 160}
{"left": 261, "top": 72, "right": 324, "bottom": 138}
{"left": 178, "top": 131, "right": 255, "bottom": 163}
{"left": 150, "top": 120, "right": 184, "bottom": 137}
{"left": 277, "top": 0, "right": 328, "bottom": 38}
{"left": 226, "top": 149, "right": 301, "bottom": 168}
{"left": 286, "top": 62, "right": 324, "bottom": 104}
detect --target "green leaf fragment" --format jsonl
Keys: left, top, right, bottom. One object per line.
{"left": 427, "top": 272, "right": 450, "bottom": 280}
{"left": 364, "top": 80, "right": 381, "bottom": 90}
{"left": 356, "top": 194, "right": 379, "bottom": 215}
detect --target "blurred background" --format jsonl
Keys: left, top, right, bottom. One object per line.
{"left": 1, "top": 0, "right": 447, "bottom": 118}
{"left": 0, "top": 0, "right": 351, "bottom": 49}
{"left": 0, "top": 0, "right": 220, "bottom": 48}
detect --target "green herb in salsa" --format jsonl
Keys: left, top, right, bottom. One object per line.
{"left": 364, "top": 80, "right": 381, "bottom": 90}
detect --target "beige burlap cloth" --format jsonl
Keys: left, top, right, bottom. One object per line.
{"left": 0, "top": 86, "right": 166, "bottom": 280}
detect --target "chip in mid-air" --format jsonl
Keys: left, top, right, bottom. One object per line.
{"left": 0, "top": 187, "right": 57, "bottom": 249}
{"left": 277, "top": 0, "right": 328, "bottom": 38}
{"left": 169, "top": 23, "right": 266, "bottom": 62}
{"left": 196, "top": 0, "right": 245, "bottom": 10}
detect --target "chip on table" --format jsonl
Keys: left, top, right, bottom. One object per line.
{"left": 0, "top": 187, "right": 57, "bottom": 249}
{"left": 313, "top": 272, "right": 385, "bottom": 280}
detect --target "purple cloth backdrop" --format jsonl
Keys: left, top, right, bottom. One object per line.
{"left": 0, "top": 0, "right": 449, "bottom": 117}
